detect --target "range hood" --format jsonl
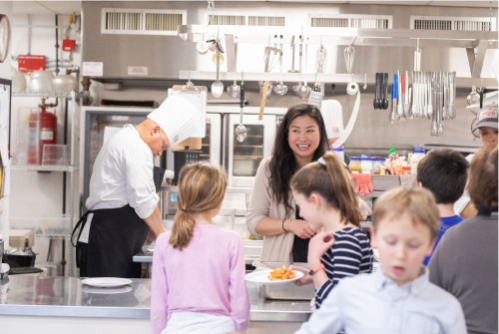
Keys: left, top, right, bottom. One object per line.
{"left": 82, "top": 1, "right": 498, "bottom": 85}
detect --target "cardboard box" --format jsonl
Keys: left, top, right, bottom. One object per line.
{"left": 172, "top": 137, "right": 202, "bottom": 151}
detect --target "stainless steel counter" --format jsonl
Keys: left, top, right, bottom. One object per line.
{"left": 0, "top": 276, "right": 311, "bottom": 322}
{"left": 133, "top": 251, "right": 258, "bottom": 266}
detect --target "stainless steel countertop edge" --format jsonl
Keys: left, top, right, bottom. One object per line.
{"left": 0, "top": 304, "right": 311, "bottom": 321}
{"left": 0, "top": 304, "right": 150, "bottom": 319}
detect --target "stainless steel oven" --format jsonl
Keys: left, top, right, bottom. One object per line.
{"left": 227, "top": 113, "right": 277, "bottom": 187}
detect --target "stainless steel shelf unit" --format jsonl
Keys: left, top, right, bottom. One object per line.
{"left": 11, "top": 90, "right": 78, "bottom": 276}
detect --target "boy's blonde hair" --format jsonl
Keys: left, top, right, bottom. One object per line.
{"left": 169, "top": 161, "right": 227, "bottom": 250}
{"left": 371, "top": 187, "right": 440, "bottom": 240}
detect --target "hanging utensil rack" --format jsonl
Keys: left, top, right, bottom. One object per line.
{"left": 177, "top": 26, "right": 497, "bottom": 85}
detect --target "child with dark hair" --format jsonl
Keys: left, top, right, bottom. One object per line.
{"left": 416, "top": 148, "right": 469, "bottom": 265}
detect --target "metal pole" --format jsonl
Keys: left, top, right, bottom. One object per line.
{"left": 69, "top": 91, "right": 76, "bottom": 276}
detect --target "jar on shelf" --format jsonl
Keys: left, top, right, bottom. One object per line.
{"left": 349, "top": 157, "right": 361, "bottom": 174}
{"left": 372, "top": 158, "right": 386, "bottom": 175}
{"left": 361, "top": 156, "right": 373, "bottom": 174}
{"left": 402, "top": 166, "right": 411, "bottom": 175}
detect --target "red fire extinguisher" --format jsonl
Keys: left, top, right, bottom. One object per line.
{"left": 27, "top": 102, "right": 57, "bottom": 165}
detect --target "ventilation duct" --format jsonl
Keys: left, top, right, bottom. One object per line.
{"left": 410, "top": 16, "right": 496, "bottom": 31}
{"left": 205, "top": 12, "right": 286, "bottom": 27}
{"left": 308, "top": 14, "right": 392, "bottom": 29}
{"left": 101, "top": 8, "right": 186, "bottom": 35}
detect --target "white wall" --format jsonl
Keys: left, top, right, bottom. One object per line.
{"left": 0, "top": 1, "right": 12, "bottom": 248}
{"left": 9, "top": 13, "right": 81, "bottom": 276}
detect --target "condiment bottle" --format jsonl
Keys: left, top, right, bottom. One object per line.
{"left": 372, "top": 158, "right": 385, "bottom": 175}
{"left": 333, "top": 148, "right": 345, "bottom": 162}
{"left": 388, "top": 145, "right": 403, "bottom": 175}
{"left": 410, "top": 147, "right": 426, "bottom": 175}
{"left": 349, "top": 157, "right": 361, "bottom": 174}
{"left": 361, "top": 156, "right": 373, "bottom": 174}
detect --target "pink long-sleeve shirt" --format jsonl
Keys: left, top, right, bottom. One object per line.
{"left": 150, "top": 224, "right": 250, "bottom": 334}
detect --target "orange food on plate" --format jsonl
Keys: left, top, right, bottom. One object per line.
{"left": 268, "top": 266, "right": 297, "bottom": 281}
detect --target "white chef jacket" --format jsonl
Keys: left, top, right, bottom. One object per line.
{"left": 453, "top": 153, "right": 474, "bottom": 215}
{"left": 79, "top": 124, "right": 159, "bottom": 243}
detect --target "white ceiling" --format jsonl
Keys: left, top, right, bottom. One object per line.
{"left": 11, "top": 0, "right": 497, "bottom": 15}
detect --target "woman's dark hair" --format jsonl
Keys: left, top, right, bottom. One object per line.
{"left": 291, "top": 152, "right": 361, "bottom": 227}
{"left": 268, "top": 103, "right": 328, "bottom": 214}
{"left": 468, "top": 147, "right": 498, "bottom": 211}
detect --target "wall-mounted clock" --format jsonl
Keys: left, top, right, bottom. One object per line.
{"left": 0, "top": 15, "right": 10, "bottom": 63}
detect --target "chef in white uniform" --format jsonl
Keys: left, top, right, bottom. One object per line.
{"left": 72, "top": 96, "right": 200, "bottom": 278}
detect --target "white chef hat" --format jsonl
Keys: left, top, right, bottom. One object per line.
{"left": 147, "top": 96, "right": 201, "bottom": 146}
{"left": 321, "top": 100, "right": 344, "bottom": 139}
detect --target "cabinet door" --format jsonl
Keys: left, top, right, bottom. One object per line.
{"left": 228, "top": 114, "right": 276, "bottom": 187}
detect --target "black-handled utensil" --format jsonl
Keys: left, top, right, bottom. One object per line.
{"left": 373, "top": 73, "right": 381, "bottom": 110}
{"left": 383, "top": 73, "right": 389, "bottom": 110}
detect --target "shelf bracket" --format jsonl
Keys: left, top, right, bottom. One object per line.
{"left": 466, "top": 39, "right": 488, "bottom": 79}
{"left": 225, "top": 34, "right": 237, "bottom": 73}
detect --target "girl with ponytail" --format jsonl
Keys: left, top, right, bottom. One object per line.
{"left": 151, "top": 162, "right": 249, "bottom": 334}
{"left": 289, "top": 152, "right": 373, "bottom": 309}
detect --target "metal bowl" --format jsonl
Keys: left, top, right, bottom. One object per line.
{"left": 53, "top": 75, "right": 78, "bottom": 92}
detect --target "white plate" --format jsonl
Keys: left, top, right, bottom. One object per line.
{"left": 82, "top": 277, "right": 132, "bottom": 288}
{"left": 245, "top": 269, "right": 304, "bottom": 285}
{"left": 82, "top": 286, "right": 132, "bottom": 294}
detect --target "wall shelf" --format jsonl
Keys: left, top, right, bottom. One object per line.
{"left": 178, "top": 25, "right": 498, "bottom": 49}
{"left": 11, "top": 164, "right": 78, "bottom": 172}
{"left": 12, "top": 91, "right": 80, "bottom": 99}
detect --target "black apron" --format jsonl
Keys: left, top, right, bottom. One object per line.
{"left": 292, "top": 205, "right": 311, "bottom": 263}
{"left": 72, "top": 205, "right": 149, "bottom": 278}
{"left": 72, "top": 166, "right": 164, "bottom": 278}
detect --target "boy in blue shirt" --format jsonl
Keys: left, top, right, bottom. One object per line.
{"left": 294, "top": 188, "right": 466, "bottom": 334}
{"left": 417, "top": 149, "right": 469, "bottom": 265}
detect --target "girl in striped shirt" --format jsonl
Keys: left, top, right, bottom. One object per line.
{"left": 290, "top": 152, "right": 373, "bottom": 309}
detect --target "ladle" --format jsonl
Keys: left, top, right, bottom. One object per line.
{"left": 274, "top": 81, "right": 288, "bottom": 95}
{"left": 227, "top": 80, "right": 240, "bottom": 98}
{"left": 467, "top": 85, "right": 480, "bottom": 105}
{"left": 235, "top": 74, "right": 247, "bottom": 143}
{"left": 211, "top": 42, "right": 224, "bottom": 98}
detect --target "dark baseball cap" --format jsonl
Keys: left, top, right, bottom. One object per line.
{"left": 471, "top": 103, "right": 499, "bottom": 138}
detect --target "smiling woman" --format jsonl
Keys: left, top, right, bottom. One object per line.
{"left": 246, "top": 103, "right": 329, "bottom": 262}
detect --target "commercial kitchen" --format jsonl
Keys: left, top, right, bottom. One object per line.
{"left": 0, "top": 1, "right": 497, "bottom": 333}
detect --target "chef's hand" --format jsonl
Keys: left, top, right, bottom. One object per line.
{"left": 288, "top": 265, "right": 312, "bottom": 286}
{"left": 287, "top": 219, "right": 319, "bottom": 239}
{"left": 308, "top": 232, "right": 335, "bottom": 267}
{"left": 148, "top": 230, "right": 158, "bottom": 242}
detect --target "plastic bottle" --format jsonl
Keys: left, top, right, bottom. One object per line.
{"left": 410, "top": 147, "right": 426, "bottom": 175}
{"left": 361, "top": 156, "right": 373, "bottom": 174}
{"left": 333, "top": 148, "right": 345, "bottom": 162}
{"left": 388, "top": 145, "right": 403, "bottom": 175}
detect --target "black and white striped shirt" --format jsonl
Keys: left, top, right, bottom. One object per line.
{"left": 315, "top": 227, "right": 373, "bottom": 309}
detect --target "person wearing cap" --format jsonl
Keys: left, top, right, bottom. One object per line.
{"left": 72, "top": 96, "right": 200, "bottom": 278}
{"left": 454, "top": 99, "right": 498, "bottom": 218}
